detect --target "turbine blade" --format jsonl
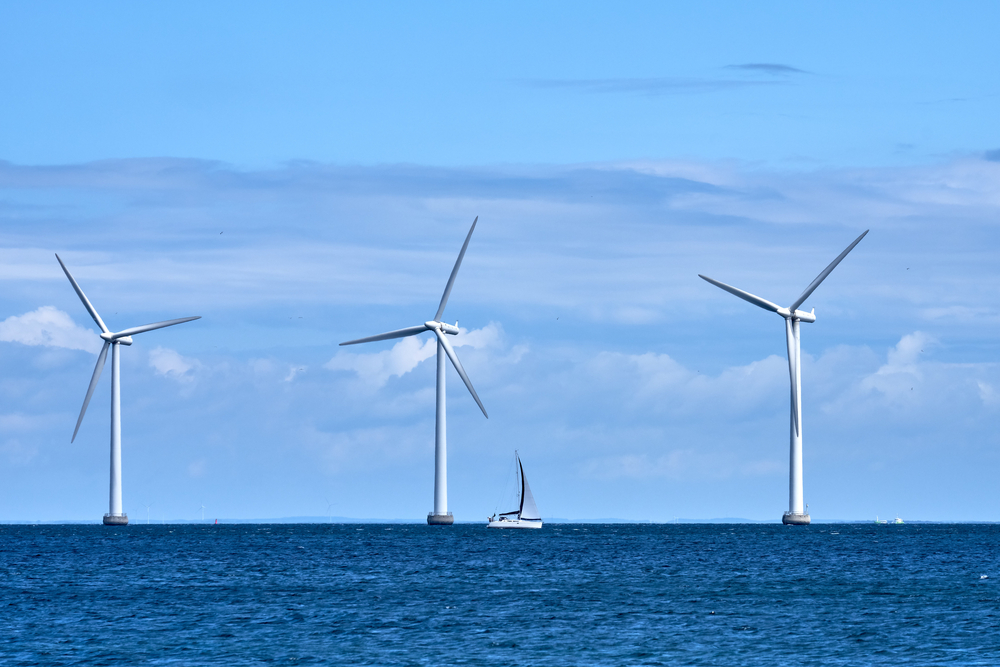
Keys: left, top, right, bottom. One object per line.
{"left": 789, "top": 230, "right": 869, "bottom": 312}
{"left": 433, "top": 328, "right": 488, "bottom": 419}
{"left": 55, "top": 254, "right": 109, "bottom": 333}
{"left": 340, "top": 325, "right": 428, "bottom": 346}
{"left": 433, "top": 217, "right": 478, "bottom": 322}
{"left": 72, "top": 341, "right": 109, "bottom": 442}
{"left": 784, "top": 319, "right": 799, "bottom": 437}
{"left": 698, "top": 274, "right": 780, "bottom": 313}
{"left": 113, "top": 316, "right": 201, "bottom": 339}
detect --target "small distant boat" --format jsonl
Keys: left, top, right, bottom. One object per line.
{"left": 488, "top": 451, "right": 542, "bottom": 529}
{"left": 875, "top": 516, "right": 888, "bottom": 524}
{"left": 892, "top": 516, "right": 904, "bottom": 525}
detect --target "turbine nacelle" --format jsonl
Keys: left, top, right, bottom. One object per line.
{"left": 425, "top": 321, "right": 460, "bottom": 335}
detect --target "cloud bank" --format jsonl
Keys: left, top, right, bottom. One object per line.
{"left": 725, "top": 63, "right": 808, "bottom": 75}
{"left": 148, "top": 346, "right": 200, "bottom": 382}
{"left": 1, "top": 155, "right": 999, "bottom": 521}
{"left": 527, "top": 76, "right": 785, "bottom": 96}
{"left": 0, "top": 307, "right": 100, "bottom": 353}
{"left": 326, "top": 323, "right": 505, "bottom": 388}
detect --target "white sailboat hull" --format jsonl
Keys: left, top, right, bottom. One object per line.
{"left": 487, "top": 518, "right": 542, "bottom": 529}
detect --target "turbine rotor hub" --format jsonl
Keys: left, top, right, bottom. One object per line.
{"left": 776, "top": 307, "right": 816, "bottom": 323}
{"left": 100, "top": 332, "right": 133, "bottom": 345}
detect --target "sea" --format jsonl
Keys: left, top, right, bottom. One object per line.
{"left": 2, "top": 523, "right": 999, "bottom": 666}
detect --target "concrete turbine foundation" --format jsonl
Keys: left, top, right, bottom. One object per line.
{"left": 782, "top": 512, "right": 810, "bottom": 525}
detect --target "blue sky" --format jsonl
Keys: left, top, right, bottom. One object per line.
{"left": 1, "top": 3, "right": 999, "bottom": 522}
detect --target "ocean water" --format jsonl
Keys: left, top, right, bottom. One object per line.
{"left": 2, "top": 523, "right": 999, "bottom": 666}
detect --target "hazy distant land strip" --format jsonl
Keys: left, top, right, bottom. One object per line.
{"left": 2, "top": 517, "right": 988, "bottom": 525}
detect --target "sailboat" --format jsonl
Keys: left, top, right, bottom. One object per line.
{"left": 488, "top": 452, "right": 542, "bottom": 529}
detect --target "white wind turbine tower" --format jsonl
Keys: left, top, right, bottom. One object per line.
{"left": 698, "top": 230, "right": 868, "bottom": 525}
{"left": 56, "top": 254, "right": 201, "bottom": 526}
{"left": 340, "top": 217, "right": 488, "bottom": 525}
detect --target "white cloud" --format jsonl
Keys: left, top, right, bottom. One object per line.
{"left": 0, "top": 439, "right": 38, "bottom": 466}
{"left": 503, "top": 345, "right": 529, "bottom": 365}
{"left": 666, "top": 157, "right": 1000, "bottom": 228}
{"left": 325, "top": 322, "right": 504, "bottom": 388}
{"left": 920, "top": 305, "right": 997, "bottom": 323}
{"left": 0, "top": 413, "right": 51, "bottom": 433}
{"left": 570, "top": 330, "right": 999, "bottom": 437}
{"left": 858, "top": 332, "right": 935, "bottom": 403}
{"left": 887, "top": 331, "right": 934, "bottom": 367}
{"left": 148, "top": 346, "right": 200, "bottom": 381}
{"left": 250, "top": 358, "right": 276, "bottom": 376}
{"left": 301, "top": 424, "right": 428, "bottom": 474}
{"left": 452, "top": 322, "right": 503, "bottom": 350}
{"left": 813, "top": 331, "right": 1000, "bottom": 428}
{"left": 284, "top": 365, "right": 307, "bottom": 382}
{"left": 977, "top": 381, "right": 1000, "bottom": 408}
{"left": 581, "top": 451, "right": 691, "bottom": 480}
{"left": 3, "top": 157, "right": 998, "bottom": 338}
{"left": 579, "top": 450, "right": 783, "bottom": 481}
{"left": 583, "top": 349, "right": 787, "bottom": 418}
{"left": 0, "top": 306, "right": 101, "bottom": 353}
{"left": 326, "top": 335, "right": 437, "bottom": 388}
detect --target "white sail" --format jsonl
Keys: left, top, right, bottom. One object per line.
{"left": 518, "top": 455, "right": 541, "bottom": 521}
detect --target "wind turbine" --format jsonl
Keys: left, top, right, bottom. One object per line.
{"left": 698, "top": 230, "right": 868, "bottom": 525}
{"left": 200, "top": 505, "right": 206, "bottom": 521}
{"left": 56, "top": 254, "right": 201, "bottom": 526}
{"left": 143, "top": 503, "right": 152, "bottom": 525}
{"left": 340, "top": 217, "right": 488, "bottom": 525}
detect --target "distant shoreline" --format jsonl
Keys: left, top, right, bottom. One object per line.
{"left": 2, "top": 518, "right": 998, "bottom": 525}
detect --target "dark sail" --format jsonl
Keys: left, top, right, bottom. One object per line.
{"left": 517, "top": 453, "right": 541, "bottom": 521}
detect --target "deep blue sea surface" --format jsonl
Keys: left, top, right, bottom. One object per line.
{"left": 2, "top": 523, "right": 999, "bottom": 665}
